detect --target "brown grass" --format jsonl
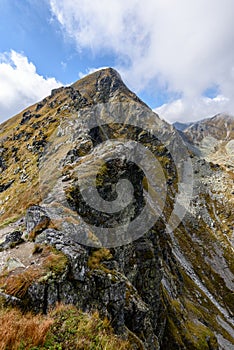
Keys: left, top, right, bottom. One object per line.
{"left": 0, "top": 304, "right": 131, "bottom": 350}
{"left": 1, "top": 268, "right": 42, "bottom": 298}
{"left": 43, "top": 250, "right": 68, "bottom": 274}
{"left": 0, "top": 308, "right": 53, "bottom": 350}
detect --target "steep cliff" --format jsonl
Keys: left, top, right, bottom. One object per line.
{"left": 0, "top": 68, "right": 233, "bottom": 349}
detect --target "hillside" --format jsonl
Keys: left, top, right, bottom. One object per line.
{"left": 179, "top": 114, "right": 234, "bottom": 167}
{"left": 0, "top": 68, "right": 233, "bottom": 349}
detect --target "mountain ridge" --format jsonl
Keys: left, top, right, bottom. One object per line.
{"left": 0, "top": 68, "right": 233, "bottom": 349}
{"left": 174, "top": 113, "right": 234, "bottom": 168}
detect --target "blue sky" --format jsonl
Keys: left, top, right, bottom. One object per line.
{"left": 0, "top": 1, "right": 116, "bottom": 84}
{"left": 0, "top": 0, "right": 234, "bottom": 123}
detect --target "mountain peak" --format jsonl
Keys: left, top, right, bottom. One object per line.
{"left": 210, "top": 112, "right": 234, "bottom": 121}
{"left": 71, "top": 68, "right": 125, "bottom": 97}
{"left": 72, "top": 67, "right": 121, "bottom": 89}
{"left": 0, "top": 69, "right": 233, "bottom": 349}
{"left": 65, "top": 67, "right": 145, "bottom": 108}
{"left": 73, "top": 67, "right": 122, "bottom": 86}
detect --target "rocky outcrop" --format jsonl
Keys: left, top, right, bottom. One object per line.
{"left": 0, "top": 230, "right": 24, "bottom": 251}
{"left": 21, "top": 207, "right": 160, "bottom": 349}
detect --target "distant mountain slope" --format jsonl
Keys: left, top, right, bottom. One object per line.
{"left": 173, "top": 121, "right": 193, "bottom": 131}
{"left": 176, "top": 114, "right": 234, "bottom": 167}
{"left": 184, "top": 114, "right": 234, "bottom": 142}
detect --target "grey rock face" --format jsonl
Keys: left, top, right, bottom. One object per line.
{"left": 0, "top": 291, "right": 22, "bottom": 307}
{"left": 0, "top": 180, "right": 14, "bottom": 193}
{"left": 28, "top": 219, "right": 162, "bottom": 349}
{"left": 26, "top": 206, "right": 50, "bottom": 233}
{"left": 0, "top": 230, "right": 24, "bottom": 251}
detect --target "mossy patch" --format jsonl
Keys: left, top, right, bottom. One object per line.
{"left": 161, "top": 285, "right": 219, "bottom": 349}
{"left": 0, "top": 304, "right": 131, "bottom": 350}
{"left": 43, "top": 304, "right": 131, "bottom": 350}
{"left": 88, "top": 248, "right": 113, "bottom": 272}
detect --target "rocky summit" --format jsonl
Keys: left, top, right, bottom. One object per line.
{"left": 0, "top": 68, "right": 233, "bottom": 349}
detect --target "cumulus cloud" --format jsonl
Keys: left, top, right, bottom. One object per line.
{"left": 0, "top": 50, "right": 61, "bottom": 122}
{"left": 154, "top": 95, "right": 231, "bottom": 123}
{"left": 50, "top": 0, "right": 234, "bottom": 122}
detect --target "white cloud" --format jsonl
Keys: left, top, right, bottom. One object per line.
{"left": 154, "top": 95, "right": 231, "bottom": 123}
{"left": 0, "top": 50, "right": 62, "bottom": 122}
{"left": 49, "top": 0, "right": 234, "bottom": 122}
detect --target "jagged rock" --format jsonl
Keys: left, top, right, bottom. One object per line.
{"left": 0, "top": 180, "right": 14, "bottom": 193}
{"left": 27, "top": 238, "right": 159, "bottom": 348}
{"left": 0, "top": 231, "right": 24, "bottom": 251}
{"left": 4, "top": 257, "right": 25, "bottom": 271}
{"left": 36, "top": 98, "right": 47, "bottom": 111}
{"left": 183, "top": 114, "right": 234, "bottom": 167}
{"left": 31, "top": 136, "right": 47, "bottom": 154}
{"left": 26, "top": 206, "right": 50, "bottom": 233}
{"left": 13, "top": 131, "right": 24, "bottom": 141}
{"left": 29, "top": 224, "right": 162, "bottom": 348}
{"left": 62, "top": 138, "right": 93, "bottom": 165}
{"left": 0, "top": 148, "right": 6, "bottom": 172}
{"left": 66, "top": 86, "right": 88, "bottom": 109}
{"left": 20, "top": 110, "right": 32, "bottom": 125}
{"left": 0, "top": 157, "right": 4, "bottom": 171}
{"left": 51, "top": 86, "right": 64, "bottom": 97}
{"left": 0, "top": 291, "right": 22, "bottom": 307}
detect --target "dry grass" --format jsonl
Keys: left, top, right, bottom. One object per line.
{"left": 43, "top": 250, "right": 68, "bottom": 275}
{"left": 0, "top": 308, "right": 53, "bottom": 350}
{"left": 0, "top": 304, "right": 131, "bottom": 350}
{"left": 1, "top": 268, "right": 42, "bottom": 298}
